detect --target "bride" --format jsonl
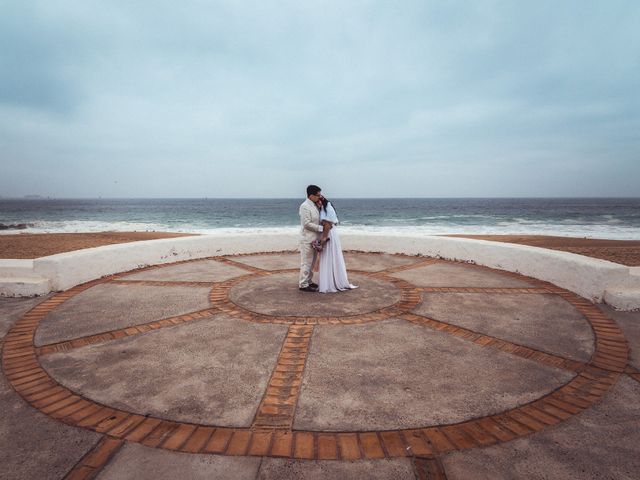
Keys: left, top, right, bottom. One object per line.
{"left": 315, "top": 197, "right": 358, "bottom": 293}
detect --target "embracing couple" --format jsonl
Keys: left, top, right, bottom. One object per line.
{"left": 298, "top": 185, "right": 358, "bottom": 293}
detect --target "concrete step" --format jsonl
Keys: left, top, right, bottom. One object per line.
{"left": 0, "top": 277, "right": 52, "bottom": 297}
{"left": 604, "top": 287, "right": 640, "bottom": 311}
{"left": 0, "top": 259, "right": 38, "bottom": 278}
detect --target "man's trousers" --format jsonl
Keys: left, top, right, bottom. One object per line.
{"left": 299, "top": 242, "right": 317, "bottom": 288}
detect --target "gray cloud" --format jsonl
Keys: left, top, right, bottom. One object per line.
{"left": 1, "top": 0, "right": 639, "bottom": 198}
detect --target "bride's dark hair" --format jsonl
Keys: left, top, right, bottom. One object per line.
{"left": 320, "top": 197, "right": 337, "bottom": 216}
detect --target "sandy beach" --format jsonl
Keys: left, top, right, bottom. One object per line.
{"left": 0, "top": 232, "right": 196, "bottom": 259}
{"left": 450, "top": 234, "right": 640, "bottom": 266}
{"left": 0, "top": 232, "right": 639, "bottom": 266}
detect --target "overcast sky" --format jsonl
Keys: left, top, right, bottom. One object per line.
{"left": 1, "top": 1, "right": 639, "bottom": 198}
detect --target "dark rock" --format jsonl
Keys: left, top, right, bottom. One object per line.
{"left": 0, "top": 223, "right": 29, "bottom": 230}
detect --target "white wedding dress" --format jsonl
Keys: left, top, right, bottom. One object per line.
{"left": 318, "top": 202, "right": 358, "bottom": 293}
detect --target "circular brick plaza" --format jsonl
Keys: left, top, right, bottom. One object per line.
{"left": 2, "top": 251, "right": 639, "bottom": 479}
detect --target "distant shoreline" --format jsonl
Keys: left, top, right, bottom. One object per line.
{"left": 1, "top": 232, "right": 639, "bottom": 266}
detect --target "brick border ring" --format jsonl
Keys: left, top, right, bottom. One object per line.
{"left": 1, "top": 252, "right": 631, "bottom": 462}
{"left": 209, "top": 269, "right": 420, "bottom": 325}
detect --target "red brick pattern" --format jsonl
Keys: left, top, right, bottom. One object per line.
{"left": 107, "top": 254, "right": 274, "bottom": 280}
{"left": 212, "top": 256, "right": 273, "bottom": 274}
{"left": 37, "top": 308, "right": 219, "bottom": 355}
{"left": 626, "top": 366, "right": 640, "bottom": 384}
{"left": 413, "top": 456, "right": 448, "bottom": 480}
{"left": 63, "top": 437, "right": 123, "bottom": 480}
{"left": 111, "top": 280, "right": 217, "bottom": 287}
{"left": 0, "top": 251, "right": 633, "bottom": 474}
{"left": 253, "top": 325, "right": 314, "bottom": 430}
{"left": 378, "top": 257, "right": 441, "bottom": 273}
{"left": 209, "top": 269, "right": 421, "bottom": 325}
{"left": 419, "top": 287, "right": 550, "bottom": 294}
{"left": 555, "top": 292, "right": 628, "bottom": 373}
{"left": 400, "top": 313, "right": 586, "bottom": 373}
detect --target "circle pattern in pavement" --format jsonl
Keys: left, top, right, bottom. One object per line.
{"left": 219, "top": 270, "right": 415, "bottom": 323}
{"left": 1, "top": 252, "right": 630, "bottom": 465}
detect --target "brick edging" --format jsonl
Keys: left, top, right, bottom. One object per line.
{"left": 626, "top": 365, "right": 640, "bottom": 384}
{"left": 37, "top": 308, "right": 219, "bottom": 356}
{"left": 252, "top": 325, "right": 314, "bottom": 430}
{"left": 400, "top": 313, "right": 586, "bottom": 373}
{"left": 0, "top": 252, "right": 631, "bottom": 463}
{"left": 63, "top": 437, "right": 123, "bottom": 480}
{"left": 209, "top": 269, "right": 421, "bottom": 325}
{"left": 417, "top": 287, "right": 551, "bottom": 294}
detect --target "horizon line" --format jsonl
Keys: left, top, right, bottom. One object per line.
{"left": 2, "top": 196, "right": 640, "bottom": 201}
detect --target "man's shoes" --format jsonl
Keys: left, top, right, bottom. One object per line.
{"left": 310, "top": 282, "right": 318, "bottom": 288}
{"left": 299, "top": 285, "right": 319, "bottom": 292}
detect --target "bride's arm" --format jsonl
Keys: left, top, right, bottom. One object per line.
{"left": 320, "top": 220, "right": 333, "bottom": 244}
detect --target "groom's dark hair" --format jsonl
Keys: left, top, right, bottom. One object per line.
{"left": 306, "top": 185, "right": 321, "bottom": 197}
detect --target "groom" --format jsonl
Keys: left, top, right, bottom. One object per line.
{"left": 298, "top": 184, "right": 323, "bottom": 292}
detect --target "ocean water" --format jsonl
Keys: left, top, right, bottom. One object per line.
{"left": 1, "top": 198, "right": 639, "bottom": 239}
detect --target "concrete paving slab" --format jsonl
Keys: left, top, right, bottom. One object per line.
{"left": 231, "top": 253, "right": 300, "bottom": 271}
{"left": 40, "top": 316, "right": 287, "bottom": 426}
{"left": 391, "top": 262, "right": 534, "bottom": 288}
{"left": 443, "top": 376, "right": 640, "bottom": 480}
{"left": 294, "top": 319, "right": 573, "bottom": 431}
{"left": 35, "top": 283, "right": 211, "bottom": 346}
{"left": 229, "top": 252, "right": 421, "bottom": 273}
{"left": 120, "top": 259, "right": 248, "bottom": 282}
{"left": 230, "top": 272, "right": 401, "bottom": 317}
{"left": 343, "top": 252, "right": 421, "bottom": 272}
{"left": 258, "top": 457, "right": 416, "bottom": 479}
{"left": 599, "top": 305, "right": 640, "bottom": 370}
{"left": 0, "top": 295, "right": 49, "bottom": 338}
{"left": 415, "top": 292, "right": 594, "bottom": 362}
{"left": 97, "top": 443, "right": 261, "bottom": 480}
{"left": 0, "top": 372, "right": 101, "bottom": 480}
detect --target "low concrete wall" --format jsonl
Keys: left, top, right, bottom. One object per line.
{"left": 1, "top": 233, "right": 638, "bottom": 310}
{"left": 32, "top": 234, "right": 296, "bottom": 291}
{"left": 342, "top": 234, "right": 636, "bottom": 304}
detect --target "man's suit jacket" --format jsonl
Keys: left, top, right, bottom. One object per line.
{"left": 299, "top": 198, "right": 322, "bottom": 244}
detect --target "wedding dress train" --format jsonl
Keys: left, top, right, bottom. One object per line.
{"left": 317, "top": 203, "right": 358, "bottom": 293}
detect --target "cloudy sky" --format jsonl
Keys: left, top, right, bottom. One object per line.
{"left": 1, "top": 1, "right": 639, "bottom": 198}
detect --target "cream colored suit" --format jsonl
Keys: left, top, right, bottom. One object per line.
{"left": 299, "top": 198, "right": 323, "bottom": 288}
